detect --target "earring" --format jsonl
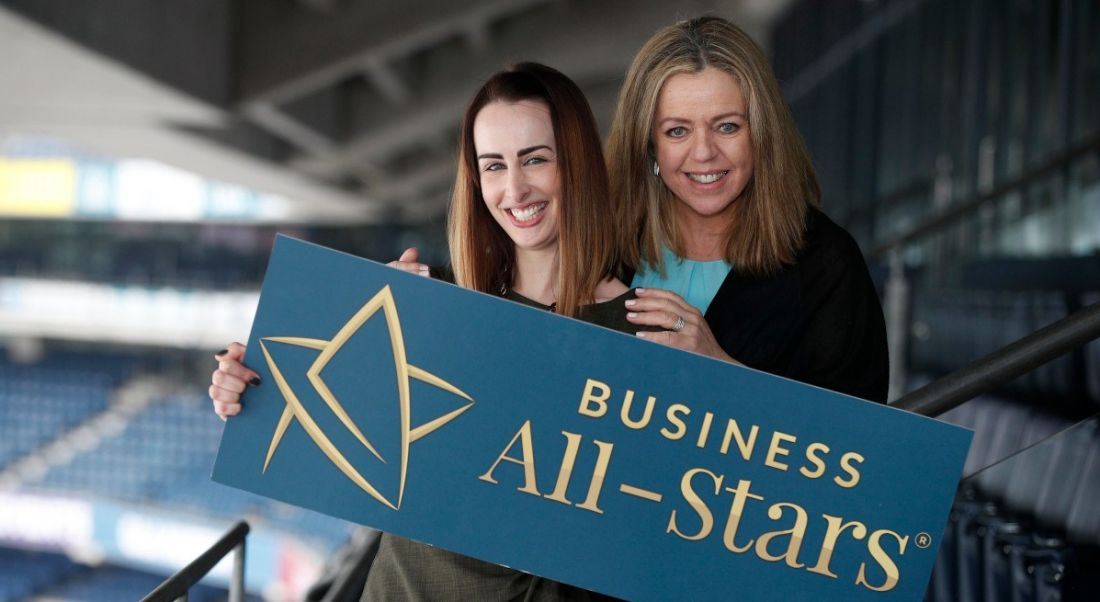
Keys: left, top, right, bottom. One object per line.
{"left": 652, "top": 161, "right": 660, "bottom": 177}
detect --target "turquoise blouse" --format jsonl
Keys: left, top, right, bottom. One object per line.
{"left": 630, "top": 246, "right": 732, "bottom": 315}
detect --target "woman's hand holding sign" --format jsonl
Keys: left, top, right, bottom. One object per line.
{"left": 209, "top": 342, "right": 261, "bottom": 421}
{"left": 626, "top": 288, "right": 740, "bottom": 365}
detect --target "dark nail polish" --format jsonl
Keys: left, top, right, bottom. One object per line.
{"left": 249, "top": 376, "right": 262, "bottom": 386}
{"left": 216, "top": 349, "right": 228, "bottom": 357}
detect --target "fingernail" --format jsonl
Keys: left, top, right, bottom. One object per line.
{"left": 215, "top": 349, "right": 228, "bottom": 357}
{"left": 624, "top": 299, "right": 636, "bottom": 307}
{"left": 636, "top": 331, "right": 648, "bottom": 338}
{"left": 636, "top": 288, "right": 646, "bottom": 294}
{"left": 627, "top": 312, "right": 638, "bottom": 319}
{"left": 249, "top": 376, "right": 262, "bottom": 386}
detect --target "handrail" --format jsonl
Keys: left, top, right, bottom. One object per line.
{"left": 869, "top": 131, "right": 1100, "bottom": 261}
{"left": 140, "top": 520, "right": 249, "bottom": 602}
{"left": 893, "top": 300, "right": 1100, "bottom": 417}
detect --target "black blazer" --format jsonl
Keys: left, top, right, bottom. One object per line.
{"left": 629, "top": 209, "right": 889, "bottom": 403}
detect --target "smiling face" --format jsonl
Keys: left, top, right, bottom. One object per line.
{"left": 653, "top": 67, "right": 754, "bottom": 229}
{"left": 474, "top": 100, "right": 561, "bottom": 254}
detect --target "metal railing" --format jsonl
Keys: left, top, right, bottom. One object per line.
{"left": 140, "top": 520, "right": 249, "bottom": 602}
{"left": 893, "top": 300, "right": 1100, "bottom": 417}
{"left": 318, "top": 530, "right": 381, "bottom": 602}
{"left": 870, "top": 131, "right": 1100, "bottom": 399}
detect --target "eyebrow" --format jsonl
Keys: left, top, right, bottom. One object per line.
{"left": 518, "top": 144, "right": 552, "bottom": 156}
{"left": 477, "top": 144, "right": 553, "bottom": 160}
{"left": 658, "top": 112, "right": 747, "bottom": 125}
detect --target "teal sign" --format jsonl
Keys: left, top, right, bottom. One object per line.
{"left": 213, "top": 236, "right": 972, "bottom": 600}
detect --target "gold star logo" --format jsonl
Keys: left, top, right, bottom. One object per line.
{"left": 257, "top": 285, "right": 474, "bottom": 510}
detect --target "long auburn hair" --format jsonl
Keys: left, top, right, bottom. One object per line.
{"left": 606, "top": 16, "right": 820, "bottom": 276}
{"left": 448, "top": 62, "right": 618, "bottom": 317}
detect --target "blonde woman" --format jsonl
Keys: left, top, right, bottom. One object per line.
{"left": 606, "top": 16, "right": 888, "bottom": 402}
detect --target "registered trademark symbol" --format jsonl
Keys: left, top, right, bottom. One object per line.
{"left": 914, "top": 532, "right": 932, "bottom": 549}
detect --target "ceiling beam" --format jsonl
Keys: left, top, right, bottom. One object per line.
{"left": 237, "top": 0, "right": 554, "bottom": 105}
{"left": 361, "top": 58, "right": 411, "bottom": 105}
{"left": 293, "top": 0, "right": 705, "bottom": 174}
{"left": 241, "top": 101, "right": 337, "bottom": 156}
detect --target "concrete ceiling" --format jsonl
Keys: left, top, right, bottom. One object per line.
{"left": 0, "top": 0, "right": 792, "bottom": 225}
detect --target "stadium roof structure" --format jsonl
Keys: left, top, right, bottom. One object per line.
{"left": 0, "top": 0, "right": 789, "bottom": 225}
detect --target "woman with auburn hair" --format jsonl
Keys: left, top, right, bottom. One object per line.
{"left": 606, "top": 16, "right": 889, "bottom": 402}
{"left": 447, "top": 62, "right": 624, "bottom": 318}
{"left": 211, "top": 62, "right": 636, "bottom": 600}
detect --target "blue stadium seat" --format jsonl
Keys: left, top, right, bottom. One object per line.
{"left": 0, "top": 546, "right": 84, "bottom": 602}
{"left": 1064, "top": 425, "right": 1100, "bottom": 545}
{"left": 0, "top": 359, "right": 115, "bottom": 469}
{"left": 36, "top": 562, "right": 255, "bottom": 602}
{"left": 909, "top": 288, "right": 1083, "bottom": 405}
{"left": 927, "top": 416, "right": 1100, "bottom": 601}
{"left": 29, "top": 392, "right": 355, "bottom": 552}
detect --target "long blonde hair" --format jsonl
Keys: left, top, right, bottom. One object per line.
{"left": 606, "top": 16, "right": 820, "bottom": 275}
{"left": 448, "top": 63, "right": 619, "bottom": 317}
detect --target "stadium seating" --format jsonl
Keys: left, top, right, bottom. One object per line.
{"left": 0, "top": 358, "right": 117, "bottom": 469}
{"left": 909, "top": 289, "right": 1088, "bottom": 406}
{"left": 0, "top": 348, "right": 352, "bottom": 599}
{"left": 908, "top": 263, "right": 1100, "bottom": 601}
{"left": 925, "top": 417, "right": 1100, "bottom": 601}
{"left": 0, "top": 546, "right": 84, "bottom": 602}
{"left": 7, "top": 551, "right": 255, "bottom": 602}
{"left": 30, "top": 392, "right": 355, "bottom": 551}
{"left": 0, "top": 233, "right": 269, "bottom": 291}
